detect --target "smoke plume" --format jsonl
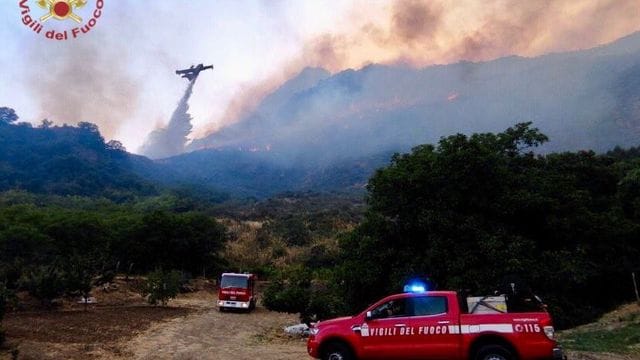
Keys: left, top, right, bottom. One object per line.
{"left": 139, "top": 79, "right": 196, "bottom": 159}
{"left": 26, "top": 38, "right": 138, "bottom": 140}
{"left": 198, "top": 0, "right": 640, "bottom": 137}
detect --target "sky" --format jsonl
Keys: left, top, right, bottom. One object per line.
{"left": 1, "top": 0, "right": 639, "bottom": 153}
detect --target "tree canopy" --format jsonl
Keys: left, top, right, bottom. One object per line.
{"left": 0, "top": 107, "right": 18, "bottom": 125}
{"left": 337, "top": 123, "right": 640, "bottom": 328}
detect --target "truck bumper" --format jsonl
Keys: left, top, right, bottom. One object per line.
{"left": 218, "top": 300, "right": 251, "bottom": 309}
{"left": 307, "top": 337, "right": 320, "bottom": 358}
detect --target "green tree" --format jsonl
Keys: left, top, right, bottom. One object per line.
{"left": 336, "top": 123, "right": 640, "bottom": 328}
{"left": 0, "top": 107, "right": 18, "bottom": 125}
{"left": 140, "top": 269, "right": 181, "bottom": 306}
{"left": 619, "top": 168, "right": 640, "bottom": 220}
{"left": 19, "top": 266, "right": 66, "bottom": 307}
{"left": 0, "top": 283, "right": 9, "bottom": 319}
{"left": 0, "top": 282, "right": 9, "bottom": 345}
{"left": 264, "top": 266, "right": 344, "bottom": 323}
{"left": 263, "top": 266, "right": 311, "bottom": 315}
{"left": 63, "top": 255, "right": 96, "bottom": 308}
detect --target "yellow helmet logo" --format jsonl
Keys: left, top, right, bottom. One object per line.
{"left": 37, "top": 0, "right": 87, "bottom": 23}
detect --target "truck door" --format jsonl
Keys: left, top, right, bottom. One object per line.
{"left": 359, "top": 297, "right": 415, "bottom": 359}
{"left": 405, "top": 295, "right": 460, "bottom": 359}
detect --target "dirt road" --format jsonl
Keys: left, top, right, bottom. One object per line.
{"left": 2, "top": 287, "right": 309, "bottom": 360}
{"left": 125, "top": 296, "right": 308, "bottom": 360}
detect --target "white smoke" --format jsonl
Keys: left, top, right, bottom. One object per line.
{"left": 140, "top": 79, "right": 196, "bottom": 159}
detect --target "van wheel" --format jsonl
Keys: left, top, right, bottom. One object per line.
{"left": 475, "top": 345, "right": 514, "bottom": 360}
{"left": 321, "top": 342, "right": 354, "bottom": 360}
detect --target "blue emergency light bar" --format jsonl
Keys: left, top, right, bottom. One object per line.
{"left": 403, "top": 280, "right": 428, "bottom": 293}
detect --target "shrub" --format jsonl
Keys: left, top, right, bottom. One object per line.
{"left": 264, "top": 279, "right": 309, "bottom": 315}
{"left": 0, "top": 282, "right": 7, "bottom": 346}
{"left": 0, "top": 283, "right": 8, "bottom": 319}
{"left": 19, "top": 266, "right": 65, "bottom": 307}
{"left": 62, "top": 256, "right": 95, "bottom": 301}
{"left": 263, "top": 267, "right": 344, "bottom": 323}
{"left": 140, "top": 269, "right": 181, "bottom": 306}
{"left": 304, "top": 286, "right": 344, "bottom": 323}
{"left": 263, "top": 267, "right": 310, "bottom": 314}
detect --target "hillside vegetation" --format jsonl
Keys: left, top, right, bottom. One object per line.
{"left": 559, "top": 303, "right": 640, "bottom": 356}
{"left": 0, "top": 110, "right": 156, "bottom": 200}
{"left": 264, "top": 123, "right": 640, "bottom": 329}
{"left": 1, "top": 116, "right": 640, "bottom": 340}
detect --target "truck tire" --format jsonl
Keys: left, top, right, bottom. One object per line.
{"left": 475, "top": 345, "right": 515, "bottom": 360}
{"left": 321, "top": 342, "right": 354, "bottom": 360}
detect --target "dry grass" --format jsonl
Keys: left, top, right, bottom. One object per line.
{"left": 560, "top": 303, "right": 640, "bottom": 358}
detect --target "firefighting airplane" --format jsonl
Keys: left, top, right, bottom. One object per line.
{"left": 175, "top": 64, "right": 214, "bottom": 81}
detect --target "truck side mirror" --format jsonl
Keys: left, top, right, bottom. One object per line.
{"left": 366, "top": 311, "right": 373, "bottom": 321}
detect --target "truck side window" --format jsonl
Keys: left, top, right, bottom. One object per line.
{"left": 372, "top": 298, "right": 410, "bottom": 318}
{"left": 411, "top": 296, "right": 448, "bottom": 316}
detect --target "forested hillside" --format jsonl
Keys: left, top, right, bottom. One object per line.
{"left": 191, "top": 32, "right": 640, "bottom": 163}
{"left": 144, "top": 149, "right": 391, "bottom": 198}
{"left": 0, "top": 108, "right": 156, "bottom": 200}
{"left": 2, "top": 108, "right": 640, "bottom": 331}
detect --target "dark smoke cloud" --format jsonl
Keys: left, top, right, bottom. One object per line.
{"left": 303, "top": 34, "right": 348, "bottom": 70}
{"left": 26, "top": 37, "right": 138, "bottom": 139}
{"left": 139, "top": 79, "right": 196, "bottom": 159}
{"left": 198, "top": 0, "right": 640, "bottom": 139}
{"left": 188, "top": 0, "right": 640, "bottom": 167}
{"left": 390, "top": 0, "right": 442, "bottom": 45}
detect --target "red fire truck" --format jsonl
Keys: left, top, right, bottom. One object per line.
{"left": 307, "top": 289, "right": 564, "bottom": 360}
{"left": 217, "top": 273, "right": 257, "bottom": 312}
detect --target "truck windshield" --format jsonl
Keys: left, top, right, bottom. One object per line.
{"left": 221, "top": 276, "right": 248, "bottom": 288}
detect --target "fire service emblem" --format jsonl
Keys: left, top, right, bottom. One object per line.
{"left": 37, "top": 0, "right": 87, "bottom": 23}
{"left": 19, "top": 0, "right": 104, "bottom": 40}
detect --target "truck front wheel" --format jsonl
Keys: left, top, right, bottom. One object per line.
{"left": 475, "top": 345, "right": 514, "bottom": 360}
{"left": 321, "top": 342, "right": 354, "bottom": 360}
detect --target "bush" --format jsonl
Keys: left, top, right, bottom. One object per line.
{"left": 302, "top": 284, "right": 345, "bottom": 323}
{"left": 0, "top": 282, "right": 8, "bottom": 321}
{"left": 140, "top": 269, "right": 181, "bottom": 306}
{"left": 0, "top": 282, "right": 7, "bottom": 346}
{"left": 263, "top": 267, "right": 343, "bottom": 323}
{"left": 63, "top": 256, "right": 95, "bottom": 300}
{"left": 263, "top": 267, "right": 310, "bottom": 315}
{"left": 19, "top": 266, "right": 65, "bottom": 307}
{"left": 264, "top": 279, "right": 309, "bottom": 315}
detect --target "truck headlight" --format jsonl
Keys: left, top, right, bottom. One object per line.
{"left": 543, "top": 326, "right": 555, "bottom": 340}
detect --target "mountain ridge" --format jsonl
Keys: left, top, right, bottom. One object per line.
{"left": 189, "top": 31, "right": 640, "bottom": 164}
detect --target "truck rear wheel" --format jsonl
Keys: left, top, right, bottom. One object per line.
{"left": 475, "top": 345, "right": 514, "bottom": 360}
{"left": 321, "top": 342, "right": 354, "bottom": 360}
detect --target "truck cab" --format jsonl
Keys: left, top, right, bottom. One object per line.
{"left": 217, "top": 273, "right": 257, "bottom": 312}
{"left": 307, "top": 291, "right": 564, "bottom": 360}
